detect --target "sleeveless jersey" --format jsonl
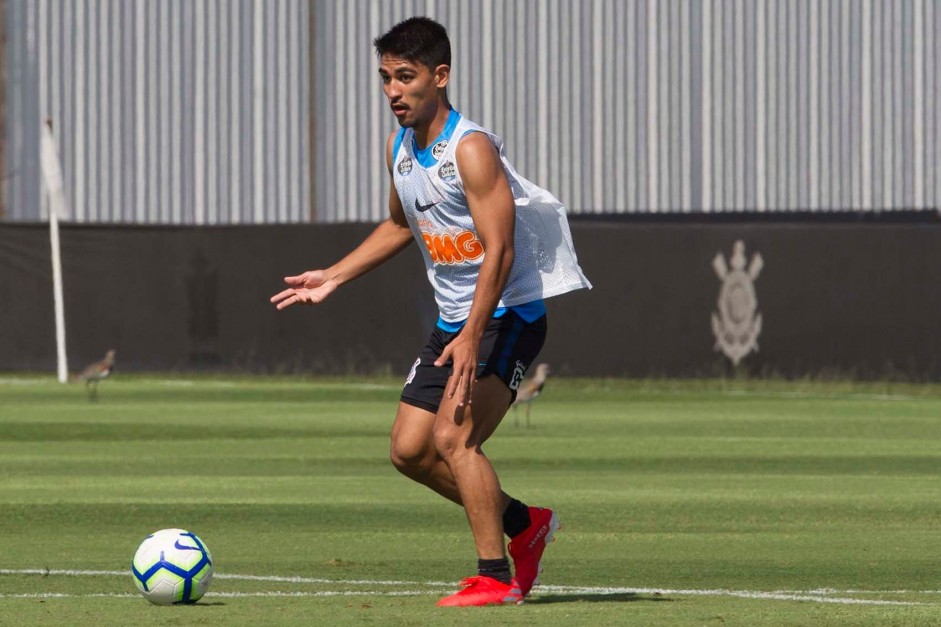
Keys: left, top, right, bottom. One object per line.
{"left": 392, "top": 110, "right": 592, "bottom": 323}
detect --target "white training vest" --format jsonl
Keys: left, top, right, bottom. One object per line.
{"left": 392, "top": 112, "right": 592, "bottom": 323}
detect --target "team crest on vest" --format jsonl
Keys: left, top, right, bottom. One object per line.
{"left": 711, "top": 240, "right": 763, "bottom": 366}
{"left": 438, "top": 161, "right": 457, "bottom": 181}
{"left": 438, "top": 161, "right": 456, "bottom": 181}
{"left": 397, "top": 156, "right": 413, "bottom": 176}
{"left": 432, "top": 140, "right": 448, "bottom": 160}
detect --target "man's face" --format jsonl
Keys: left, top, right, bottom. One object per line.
{"left": 378, "top": 54, "right": 447, "bottom": 128}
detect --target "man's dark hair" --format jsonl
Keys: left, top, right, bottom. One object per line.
{"left": 373, "top": 16, "right": 451, "bottom": 70}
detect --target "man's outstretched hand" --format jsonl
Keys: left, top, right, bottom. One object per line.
{"left": 270, "top": 270, "right": 338, "bottom": 310}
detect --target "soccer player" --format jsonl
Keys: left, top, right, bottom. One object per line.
{"left": 271, "top": 16, "right": 591, "bottom": 607}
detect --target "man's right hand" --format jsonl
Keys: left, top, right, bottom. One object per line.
{"left": 270, "top": 270, "right": 338, "bottom": 310}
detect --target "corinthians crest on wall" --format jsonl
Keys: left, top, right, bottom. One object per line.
{"left": 711, "top": 241, "right": 763, "bottom": 366}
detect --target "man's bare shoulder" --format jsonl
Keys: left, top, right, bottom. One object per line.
{"left": 455, "top": 131, "right": 497, "bottom": 161}
{"left": 455, "top": 131, "right": 501, "bottom": 183}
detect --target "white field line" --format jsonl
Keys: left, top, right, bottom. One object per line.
{"left": 0, "top": 569, "right": 452, "bottom": 587}
{"left": 0, "top": 589, "right": 925, "bottom": 606}
{"left": 0, "top": 569, "right": 934, "bottom": 606}
{"left": 0, "top": 591, "right": 428, "bottom": 599}
{"left": 804, "top": 588, "right": 941, "bottom": 595}
{"left": 536, "top": 585, "right": 922, "bottom": 606}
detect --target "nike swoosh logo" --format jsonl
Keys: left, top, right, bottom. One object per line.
{"left": 415, "top": 198, "right": 438, "bottom": 212}
{"left": 174, "top": 540, "right": 201, "bottom": 551}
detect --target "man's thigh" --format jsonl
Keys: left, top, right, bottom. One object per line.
{"left": 435, "top": 375, "right": 513, "bottom": 449}
{"left": 391, "top": 401, "right": 438, "bottom": 458}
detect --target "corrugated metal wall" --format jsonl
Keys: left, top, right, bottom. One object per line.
{"left": 5, "top": 0, "right": 309, "bottom": 223}
{"left": 314, "top": 0, "right": 940, "bottom": 220}
{"left": 0, "top": 0, "right": 6, "bottom": 220}
{"left": 4, "top": 1, "right": 940, "bottom": 223}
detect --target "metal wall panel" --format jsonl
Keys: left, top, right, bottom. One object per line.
{"left": 5, "top": 0, "right": 309, "bottom": 223}
{"left": 5, "top": 1, "right": 939, "bottom": 223}
{"left": 312, "top": 0, "right": 940, "bottom": 221}
{"left": 0, "top": 0, "right": 5, "bottom": 220}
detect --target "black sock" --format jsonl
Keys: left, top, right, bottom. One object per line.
{"left": 502, "top": 498, "right": 532, "bottom": 538}
{"left": 477, "top": 557, "right": 512, "bottom": 585}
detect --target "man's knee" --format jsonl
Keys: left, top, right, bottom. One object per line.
{"left": 432, "top": 424, "right": 458, "bottom": 461}
{"left": 433, "top": 421, "right": 480, "bottom": 462}
{"left": 389, "top": 434, "right": 433, "bottom": 475}
{"left": 434, "top": 401, "right": 503, "bottom": 461}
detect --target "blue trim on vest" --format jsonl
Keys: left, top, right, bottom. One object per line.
{"left": 507, "top": 299, "right": 547, "bottom": 322}
{"left": 436, "top": 317, "right": 465, "bottom": 333}
{"left": 413, "top": 108, "right": 461, "bottom": 168}
{"left": 392, "top": 128, "right": 406, "bottom": 162}
{"left": 435, "top": 299, "right": 546, "bottom": 332}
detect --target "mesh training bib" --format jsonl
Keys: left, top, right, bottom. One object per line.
{"left": 392, "top": 110, "right": 592, "bottom": 323}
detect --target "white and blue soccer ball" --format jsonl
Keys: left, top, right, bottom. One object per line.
{"left": 131, "top": 528, "right": 214, "bottom": 605}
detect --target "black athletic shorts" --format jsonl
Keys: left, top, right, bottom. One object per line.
{"left": 400, "top": 310, "right": 548, "bottom": 414}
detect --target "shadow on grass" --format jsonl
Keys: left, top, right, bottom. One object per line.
{"left": 528, "top": 593, "right": 675, "bottom": 604}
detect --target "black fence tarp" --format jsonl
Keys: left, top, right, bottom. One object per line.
{"left": 1, "top": 222, "right": 939, "bottom": 379}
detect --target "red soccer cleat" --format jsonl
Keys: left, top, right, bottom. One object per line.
{"left": 435, "top": 575, "right": 523, "bottom": 607}
{"left": 507, "top": 506, "right": 560, "bottom": 597}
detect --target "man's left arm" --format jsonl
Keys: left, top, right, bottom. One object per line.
{"left": 434, "top": 133, "right": 516, "bottom": 406}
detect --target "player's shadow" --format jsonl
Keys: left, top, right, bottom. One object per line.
{"left": 528, "top": 593, "right": 675, "bottom": 604}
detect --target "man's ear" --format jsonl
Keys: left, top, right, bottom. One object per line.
{"left": 434, "top": 64, "right": 451, "bottom": 89}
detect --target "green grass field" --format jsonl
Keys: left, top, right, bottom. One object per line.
{"left": 2, "top": 375, "right": 941, "bottom": 626}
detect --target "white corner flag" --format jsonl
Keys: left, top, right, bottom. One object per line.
{"left": 39, "top": 120, "right": 69, "bottom": 383}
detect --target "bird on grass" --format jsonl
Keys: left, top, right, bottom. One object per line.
{"left": 511, "top": 363, "right": 551, "bottom": 428}
{"left": 71, "top": 349, "right": 116, "bottom": 402}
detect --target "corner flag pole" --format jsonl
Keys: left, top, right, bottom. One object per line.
{"left": 40, "top": 120, "right": 69, "bottom": 383}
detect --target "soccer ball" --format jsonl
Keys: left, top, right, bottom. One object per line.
{"left": 131, "top": 528, "right": 214, "bottom": 605}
